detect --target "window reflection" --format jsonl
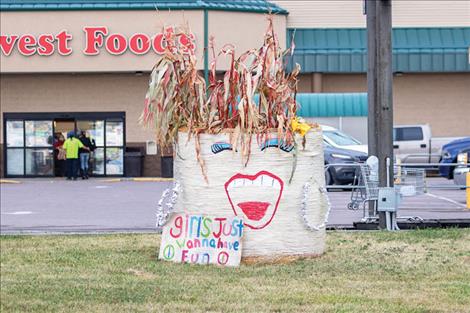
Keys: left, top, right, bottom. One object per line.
{"left": 106, "top": 148, "right": 123, "bottom": 175}
{"left": 92, "top": 148, "right": 105, "bottom": 175}
{"left": 6, "top": 121, "right": 24, "bottom": 147}
{"left": 106, "top": 121, "right": 123, "bottom": 146}
{"left": 7, "top": 149, "right": 24, "bottom": 175}
{"left": 25, "top": 121, "right": 53, "bottom": 147}
{"left": 25, "top": 148, "right": 53, "bottom": 176}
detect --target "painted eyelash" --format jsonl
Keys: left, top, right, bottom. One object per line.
{"left": 211, "top": 142, "right": 233, "bottom": 154}
{"left": 260, "top": 139, "right": 294, "bottom": 153}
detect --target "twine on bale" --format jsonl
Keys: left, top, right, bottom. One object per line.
{"left": 301, "top": 180, "right": 331, "bottom": 232}
{"left": 156, "top": 181, "right": 181, "bottom": 229}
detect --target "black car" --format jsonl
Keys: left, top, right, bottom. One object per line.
{"left": 324, "top": 144, "right": 368, "bottom": 186}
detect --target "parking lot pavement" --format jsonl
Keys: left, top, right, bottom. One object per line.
{"left": 0, "top": 178, "right": 172, "bottom": 234}
{"left": 1, "top": 177, "right": 469, "bottom": 234}
{"left": 328, "top": 177, "right": 469, "bottom": 226}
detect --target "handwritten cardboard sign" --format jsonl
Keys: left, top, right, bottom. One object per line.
{"left": 159, "top": 213, "right": 244, "bottom": 267}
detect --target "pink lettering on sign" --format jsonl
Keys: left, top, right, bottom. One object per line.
{"left": 0, "top": 26, "right": 196, "bottom": 57}
{"left": 159, "top": 214, "right": 244, "bottom": 267}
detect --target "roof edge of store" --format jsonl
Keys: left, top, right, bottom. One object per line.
{"left": 0, "top": 0, "right": 289, "bottom": 14}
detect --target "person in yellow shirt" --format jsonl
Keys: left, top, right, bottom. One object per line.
{"left": 62, "top": 131, "right": 89, "bottom": 180}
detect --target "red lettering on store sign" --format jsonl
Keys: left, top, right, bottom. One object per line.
{"left": 56, "top": 30, "right": 73, "bottom": 55}
{"left": 106, "top": 33, "right": 127, "bottom": 55}
{"left": 129, "top": 33, "right": 151, "bottom": 55}
{"left": 152, "top": 33, "right": 165, "bottom": 54}
{"left": 1, "top": 32, "right": 70, "bottom": 56}
{"left": 83, "top": 26, "right": 108, "bottom": 55}
{"left": 0, "top": 35, "right": 19, "bottom": 56}
{"left": 37, "top": 34, "right": 55, "bottom": 56}
{"left": 1, "top": 27, "right": 195, "bottom": 56}
{"left": 18, "top": 35, "right": 36, "bottom": 56}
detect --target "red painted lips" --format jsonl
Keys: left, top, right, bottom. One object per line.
{"left": 224, "top": 171, "right": 284, "bottom": 229}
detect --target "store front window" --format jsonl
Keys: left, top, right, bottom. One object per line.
{"left": 3, "top": 112, "right": 125, "bottom": 177}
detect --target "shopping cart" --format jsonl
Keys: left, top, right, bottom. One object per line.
{"left": 348, "top": 163, "right": 426, "bottom": 223}
{"left": 347, "top": 164, "right": 379, "bottom": 219}
{"left": 394, "top": 167, "right": 426, "bottom": 196}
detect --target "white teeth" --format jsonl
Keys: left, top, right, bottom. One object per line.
{"left": 227, "top": 175, "right": 281, "bottom": 190}
{"left": 272, "top": 179, "right": 281, "bottom": 190}
{"left": 252, "top": 176, "right": 262, "bottom": 186}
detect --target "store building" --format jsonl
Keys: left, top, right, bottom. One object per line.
{"left": 0, "top": 0, "right": 287, "bottom": 177}
{"left": 273, "top": 0, "right": 470, "bottom": 141}
{"left": 1, "top": 0, "right": 469, "bottom": 178}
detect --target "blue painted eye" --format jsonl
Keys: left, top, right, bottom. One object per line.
{"left": 260, "top": 138, "right": 294, "bottom": 153}
{"left": 211, "top": 142, "right": 233, "bottom": 154}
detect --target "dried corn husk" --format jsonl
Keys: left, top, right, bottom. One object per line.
{"left": 141, "top": 17, "right": 312, "bottom": 179}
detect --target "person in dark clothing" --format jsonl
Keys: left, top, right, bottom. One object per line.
{"left": 78, "top": 131, "right": 96, "bottom": 179}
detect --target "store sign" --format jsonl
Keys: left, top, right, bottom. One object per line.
{"left": 0, "top": 26, "right": 195, "bottom": 56}
{"left": 159, "top": 213, "right": 244, "bottom": 267}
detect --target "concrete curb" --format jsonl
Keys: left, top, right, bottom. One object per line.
{"left": 100, "top": 177, "right": 174, "bottom": 183}
{"left": 0, "top": 179, "right": 21, "bottom": 184}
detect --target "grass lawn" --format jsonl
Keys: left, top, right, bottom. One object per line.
{"left": 1, "top": 229, "right": 470, "bottom": 313}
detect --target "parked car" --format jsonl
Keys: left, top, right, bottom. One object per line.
{"left": 324, "top": 143, "right": 368, "bottom": 186}
{"left": 321, "top": 125, "right": 367, "bottom": 153}
{"left": 393, "top": 124, "right": 463, "bottom": 165}
{"left": 439, "top": 137, "right": 470, "bottom": 179}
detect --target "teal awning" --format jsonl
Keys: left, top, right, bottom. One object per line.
{"left": 0, "top": 0, "right": 288, "bottom": 13}
{"left": 296, "top": 93, "right": 367, "bottom": 118}
{"left": 288, "top": 28, "right": 470, "bottom": 73}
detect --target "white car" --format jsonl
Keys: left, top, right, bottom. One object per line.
{"left": 320, "top": 125, "right": 368, "bottom": 154}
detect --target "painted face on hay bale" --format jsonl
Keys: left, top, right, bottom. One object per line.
{"left": 174, "top": 128, "right": 328, "bottom": 257}
{"left": 144, "top": 18, "right": 329, "bottom": 258}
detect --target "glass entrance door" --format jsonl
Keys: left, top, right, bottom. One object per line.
{"left": 77, "top": 120, "right": 105, "bottom": 175}
{"left": 5, "top": 120, "right": 54, "bottom": 176}
{"left": 76, "top": 118, "right": 124, "bottom": 176}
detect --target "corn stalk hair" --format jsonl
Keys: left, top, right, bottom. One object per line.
{"left": 142, "top": 17, "right": 305, "bottom": 181}
{"left": 140, "top": 25, "right": 205, "bottom": 149}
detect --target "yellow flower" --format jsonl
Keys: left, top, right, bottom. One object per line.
{"left": 291, "top": 117, "right": 311, "bottom": 136}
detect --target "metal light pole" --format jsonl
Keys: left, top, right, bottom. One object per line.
{"left": 366, "top": 0, "right": 394, "bottom": 229}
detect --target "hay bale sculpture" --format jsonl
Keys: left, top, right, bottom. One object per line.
{"left": 142, "top": 17, "right": 330, "bottom": 266}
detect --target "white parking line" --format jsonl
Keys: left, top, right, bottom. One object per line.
{"left": 1, "top": 211, "right": 34, "bottom": 215}
{"left": 425, "top": 193, "right": 466, "bottom": 208}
